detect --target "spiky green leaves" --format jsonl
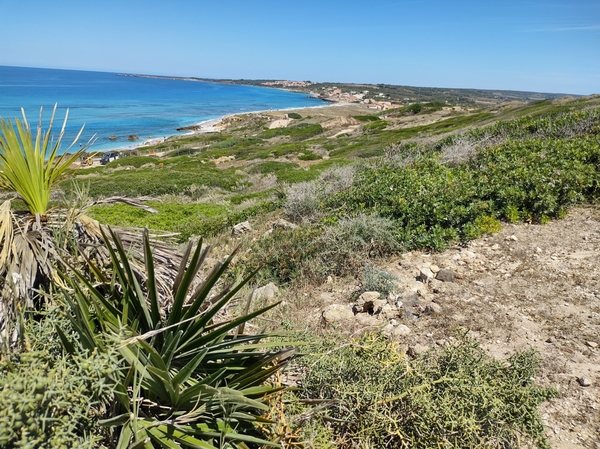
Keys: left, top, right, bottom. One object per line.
{"left": 0, "top": 105, "right": 92, "bottom": 216}
{"left": 58, "top": 228, "right": 294, "bottom": 448}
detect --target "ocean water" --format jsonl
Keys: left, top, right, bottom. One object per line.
{"left": 0, "top": 66, "right": 324, "bottom": 151}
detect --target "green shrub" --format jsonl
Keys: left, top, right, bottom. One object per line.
{"left": 352, "top": 115, "right": 381, "bottom": 122}
{"left": 242, "top": 226, "right": 325, "bottom": 285}
{"left": 297, "top": 332, "right": 558, "bottom": 449}
{"left": 328, "top": 159, "right": 487, "bottom": 250}
{"left": 298, "top": 151, "right": 322, "bottom": 161}
{"left": 0, "top": 308, "right": 118, "bottom": 448}
{"left": 105, "top": 155, "right": 158, "bottom": 168}
{"left": 359, "top": 265, "right": 398, "bottom": 297}
{"left": 56, "top": 229, "right": 294, "bottom": 448}
{"left": 323, "top": 213, "right": 402, "bottom": 256}
{"left": 363, "top": 120, "right": 388, "bottom": 132}
{"left": 287, "top": 112, "right": 302, "bottom": 119}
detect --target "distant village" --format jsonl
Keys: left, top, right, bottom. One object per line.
{"left": 261, "top": 80, "right": 403, "bottom": 110}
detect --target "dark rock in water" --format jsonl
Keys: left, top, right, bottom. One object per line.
{"left": 109, "top": 135, "right": 117, "bottom": 141}
{"left": 128, "top": 135, "right": 139, "bottom": 141}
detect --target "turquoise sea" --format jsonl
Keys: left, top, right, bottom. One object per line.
{"left": 0, "top": 66, "right": 324, "bottom": 151}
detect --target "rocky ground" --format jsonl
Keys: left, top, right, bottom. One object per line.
{"left": 316, "top": 207, "right": 599, "bottom": 448}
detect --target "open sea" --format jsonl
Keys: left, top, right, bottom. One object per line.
{"left": 0, "top": 66, "right": 325, "bottom": 152}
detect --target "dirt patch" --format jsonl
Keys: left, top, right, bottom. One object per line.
{"left": 308, "top": 207, "right": 600, "bottom": 448}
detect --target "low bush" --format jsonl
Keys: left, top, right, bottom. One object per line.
{"left": 298, "top": 151, "right": 322, "bottom": 161}
{"left": 352, "top": 115, "right": 380, "bottom": 122}
{"left": 323, "top": 213, "right": 402, "bottom": 257}
{"left": 105, "top": 155, "right": 158, "bottom": 168}
{"left": 326, "top": 134, "right": 600, "bottom": 250}
{"left": 0, "top": 308, "right": 118, "bottom": 448}
{"left": 363, "top": 120, "right": 388, "bottom": 132}
{"left": 358, "top": 265, "right": 398, "bottom": 298}
{"left": 297, "top": 332, "right": 558, "bottom": 449}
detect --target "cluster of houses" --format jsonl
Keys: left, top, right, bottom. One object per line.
{"left": 314, "top": 86, "right": 397, "bottom": 110}
{"left": 261, "top": 80, "right": 313, "bottom": 88}
{"left": 261, "top": 80, "right": 404, "bottom": 110}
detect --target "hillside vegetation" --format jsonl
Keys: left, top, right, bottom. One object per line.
{"left": 1, "top": 94, "right": 599, "bottom": 447}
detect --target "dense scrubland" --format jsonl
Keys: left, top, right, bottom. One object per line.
{"left": 1, "top": 94, "right": 599, "bottom": 448}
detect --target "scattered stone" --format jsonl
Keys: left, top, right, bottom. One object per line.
{"left": 409, "top": 343, "right": 430, "bottom": 356}
{"left": 232, "top": 221, "right": 252, "bottom": 236}
{"left": 577, "top": 377, "right": 592, "bottom": 387}
{"left": 546, "top": 336, "right": 555, "bottom": 344}
{"left": 354, "top": 291, "right": 380, "bottom": 313}
{"left": 322, "top": 304, "right": 354, "bottom": 325}
{"left": 381, "top": 323, "right": 395, "bottom": 336}
{"left": 355, "top": 313, "right": 379, "bottom": 327}
{"left": 251, "top": 282, "right": 279, "bottom": 301}
{"left": 585, "top": 341, "right": 599, "bottom": 349}
{"left": 272, "top": 218, "right": 299, "bottom": 231}
{"left": 128, "top": 134, "right": 139, "bottom": 141}
{"left": 390, "top": 324, "right": 411, "bottom": 339}
{"left": 506, "top": 235, "right": 518, "bottom": 241}
{"left": 372, "top": 299, "right": 388, "bottom": 315}
{"left": 326, "top": 275, "right": 333, "bottom": 284}
{"left": 425, "top": 302, "right": 443, "bottom": 314}
{"left": 436, "top": 268, "right": 457, "bottom": 283}
{"left": 419, "top": 267, "right": 434, "bottom": 283}
{"left": 491, "top": 244, "right": 500, "bottom": 250}
{"left": 429, "top": 264, "right": 440, "bottom": 273}
{"left": 380, "top": 303, "right": 399, "bottom": 320}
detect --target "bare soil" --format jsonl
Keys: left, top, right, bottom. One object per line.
{"left": 306, "top": 207, "right": 600, "bottom": 448}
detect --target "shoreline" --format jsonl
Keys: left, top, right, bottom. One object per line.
{"left": 91, "top": 100, "right": 348, "bottom": 153}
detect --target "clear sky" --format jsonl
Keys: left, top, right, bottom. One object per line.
{"left": 1, "top": 0, "right": 598, "bottom": 95}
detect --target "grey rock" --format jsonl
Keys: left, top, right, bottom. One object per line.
{"left": 272, "top": 218, "right": 299, "bottom": 231}
{"left": 419, "top": 267, "right": 434, "bottom": 283}
{"left": 355, "top": 313, "right": 379, "bottom": 327}
{"left": 425, "top": 302, "right": 443, "bottom": 314}
{"left": 373, "top": 299, "right": 387, "bottom": 315}
{"left": 436, "top": 269, "right": 457, "bottom": 283}
{"left": 430, "top": 279, "right": 458, "bottom": 294}
{"left": 252, "top": 282, "right": 279, "bottom": 301}
{"left": 577, "top": 377, "right": 592, "bottom": 387}
{"left": 354, "top": 291, "right": 381, "bottom": 313}
{"left": 409, "top": 343, "right": 430, "bottom": 356}
{"left": 585, "top": 341, "right": 599, "bottom": 349}
{"left": 322, "top": 304, "right": 354, "bottom": 324}
{"left": 380, "top": 303, "right": 400, "bottom": 320}
{"left": 381, "top": 323, "right": 396, "bottom": 337}
{"left": 232, "top": 221, "right": 252, "bottom": 236}
{"left": 391, "top": 324, "right": 411, "bottom": 340}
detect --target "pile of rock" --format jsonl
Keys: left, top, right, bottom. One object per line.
{"left": 321, "top": 266, "right": 460, "bottom": 342}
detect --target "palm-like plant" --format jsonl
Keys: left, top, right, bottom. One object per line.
{"left": 0, "top": 105, "right": 90, "bottom": 217}
{"left": 58, "top": 228, "right": 294, "bottom": 448}
{"left": 0, "top": 107, "right": 174, "bottom": 349}
{"left": 0, "top": 106, "right": 94, "bottom": 347}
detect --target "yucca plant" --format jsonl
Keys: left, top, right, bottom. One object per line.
{"left": 0, "top": 106, "right": 94, "bottom": 347}
{"left": 0, "top": 107, "right": 171, "bottom": 349}
{"left": 58, "top": 227, "right": 294, "bottom": 448}
{"left": 0, "top": 105, "right": 91, "bottom": 216}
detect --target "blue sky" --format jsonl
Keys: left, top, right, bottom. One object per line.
{"left": 1, "top": 0, "right": 598, "bottom": 94}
